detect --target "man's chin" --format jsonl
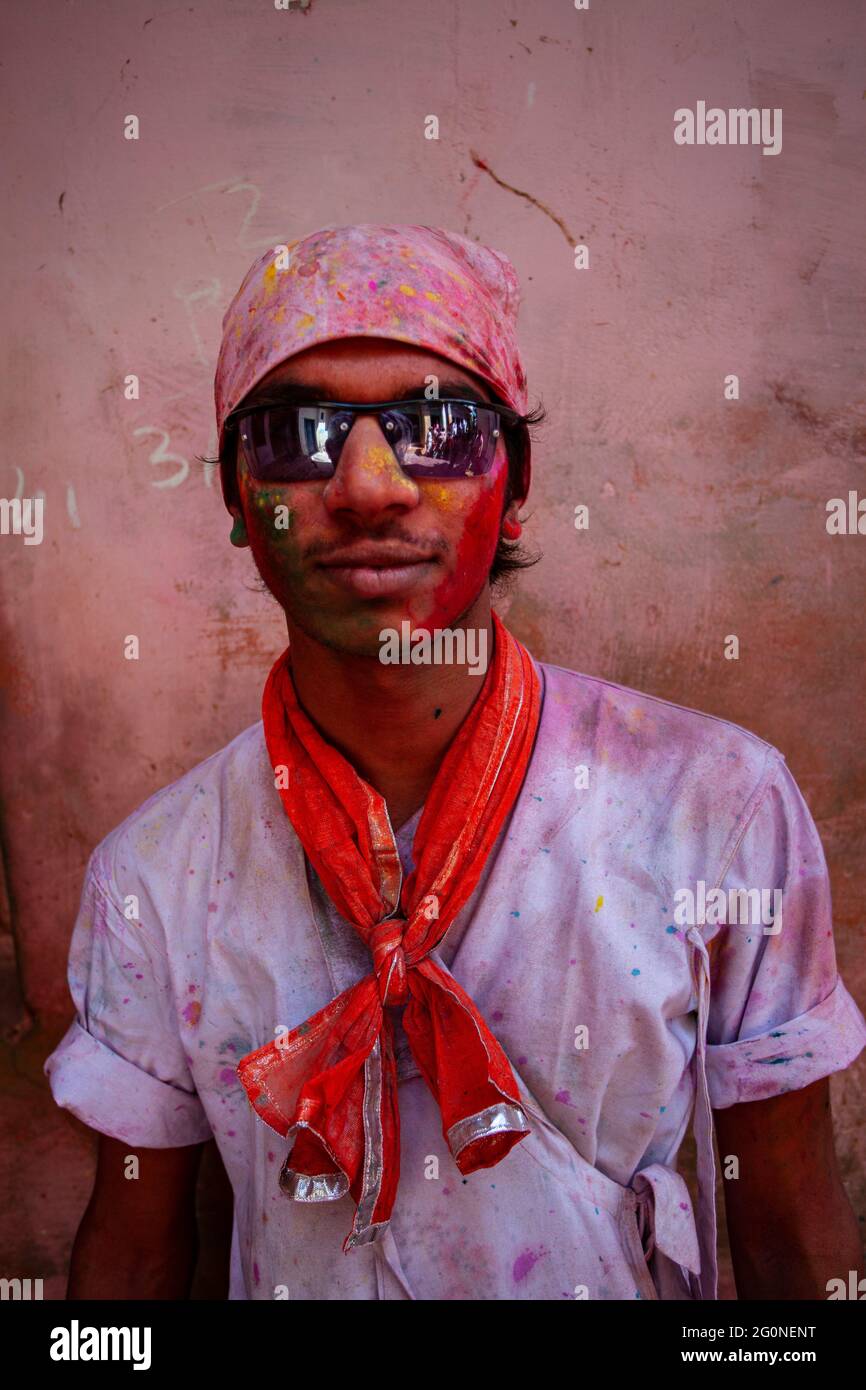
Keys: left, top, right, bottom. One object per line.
{"left": 284, "top": 595, "right": 479, "bottom": 662}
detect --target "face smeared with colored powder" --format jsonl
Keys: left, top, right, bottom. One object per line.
{"left": 230, "top": 338, "right": 520, "bottom": 657}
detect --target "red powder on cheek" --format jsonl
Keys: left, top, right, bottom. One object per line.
{"left": 414, "top": 474, "right": 505, "bottom": 630}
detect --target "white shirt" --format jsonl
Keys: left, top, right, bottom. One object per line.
{"left": 46, "top": 659, "right": 866, "bottom": 1299}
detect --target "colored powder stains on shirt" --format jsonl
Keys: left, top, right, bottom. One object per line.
{"left": 594, "top": 896, "right": 604, "bottom": 913}
{"left": 512, "top": 1247, "right": 548, "bottom": 1283}
{"left": 754, "top": 1051, "right": 813, "bottom": 1065}
{"left": 182, "top": 1000, "right": 202, "bottom": 1027}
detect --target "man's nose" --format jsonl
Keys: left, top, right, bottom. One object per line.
{"left": 322, "top": 416, "right": 420, "bottom": 519}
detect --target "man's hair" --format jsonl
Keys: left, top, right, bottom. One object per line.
{"left": 488, "top": 396, "right": 546, "bottom": 591}
{"left": 198, "top": 396, "right": 546, "bottom": 592}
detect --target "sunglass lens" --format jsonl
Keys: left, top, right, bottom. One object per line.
{"left": 389, "top": 403, "right": 498, "bottom": 478}
{"left": 238, "top": 407, "right": 337, "bottom": 482}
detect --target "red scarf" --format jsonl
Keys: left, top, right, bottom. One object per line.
{"left": 237, "top": 612, "right": 541, "bottom": 1250}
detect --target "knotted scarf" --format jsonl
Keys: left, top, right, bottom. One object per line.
{"left": 237, "top": 611, "right": 541, "bottom": 1249}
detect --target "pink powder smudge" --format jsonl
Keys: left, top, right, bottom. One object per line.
{"left": 253, "top": 1262, "right": 260, "bottom": 1285}
{"left": 513, "top": 1246, "right": 548, "bottom": 1283}
{"left": 554, "top": 1089, "right": 578, "bottom": 1108}
{"left": 183, "top": 1001, "right": 202, "bottom": 1027}
{"left": 219, "top": 1068, "right": 236, "bottom": 1085}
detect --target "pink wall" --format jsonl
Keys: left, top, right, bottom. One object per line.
{"left": 1, "top": 0, "right": 863, "bottom": 1180}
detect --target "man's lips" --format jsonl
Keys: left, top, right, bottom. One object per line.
{"left": 316, "top": 544, "right": 437, "bottom": 598}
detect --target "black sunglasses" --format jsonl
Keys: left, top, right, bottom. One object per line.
{"left": 223, "top": 397, "right": 522, "bottom": 483}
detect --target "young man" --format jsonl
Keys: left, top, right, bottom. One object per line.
{"left": 47, "top": 224, "right": 865, "bottom": 1301}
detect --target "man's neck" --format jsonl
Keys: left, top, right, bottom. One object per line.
{"left": 286, "top": 595, "right": 494, "bottom": 831}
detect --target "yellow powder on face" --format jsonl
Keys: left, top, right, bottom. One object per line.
{"left": 262, "top": 262, "right": 278, "bottom": 297}
{"left": 418, "top": 481, "right": 465, "bottom": 512}
{"left": 271, "top": 306, "right": 286, "bottom": 324}
{"left": 296, "top": 312, "right": 315, "bottom": 331}
{"left": 423, "top": 290, "right": 442, "bottom": 301}
{"left": 357, "top": 446, "right": 417, "bottom": 490}
{"left": 398, "top": 283, "right": 417, "bottom": 297}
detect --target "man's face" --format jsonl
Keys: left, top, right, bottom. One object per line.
{"left": 229, "top": 337, "right": 521, "bottom": 656}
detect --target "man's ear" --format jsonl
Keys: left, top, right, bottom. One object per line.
{"left": 228, "top": 505, "right": 249, "bottom": 548}
{"left": 501, "top": 496, "right": 524, "bottom": 541}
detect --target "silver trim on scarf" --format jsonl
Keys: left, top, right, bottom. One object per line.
{"left": 280, "top": 1168, "right": 349, "bottom": 1201}
{"left": 446, "top": 1101, "right": 531, "bottom": 1160}
{"left": 278, "top": 1122, "right": 351, "bottom": 1202}
{"left": 344, "top": 1037, "right": 387, "bottom": 1249}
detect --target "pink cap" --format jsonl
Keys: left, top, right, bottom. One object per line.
{"left": 213, "top": 223, "right": 529, "bottom": 469}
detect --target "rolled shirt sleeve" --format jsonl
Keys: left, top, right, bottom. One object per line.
{"left": 45, "top": 847, "right": 214, "bottom": 1147}
{"left": 704, "top": 751, "right": 866, "bottom": 1110}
